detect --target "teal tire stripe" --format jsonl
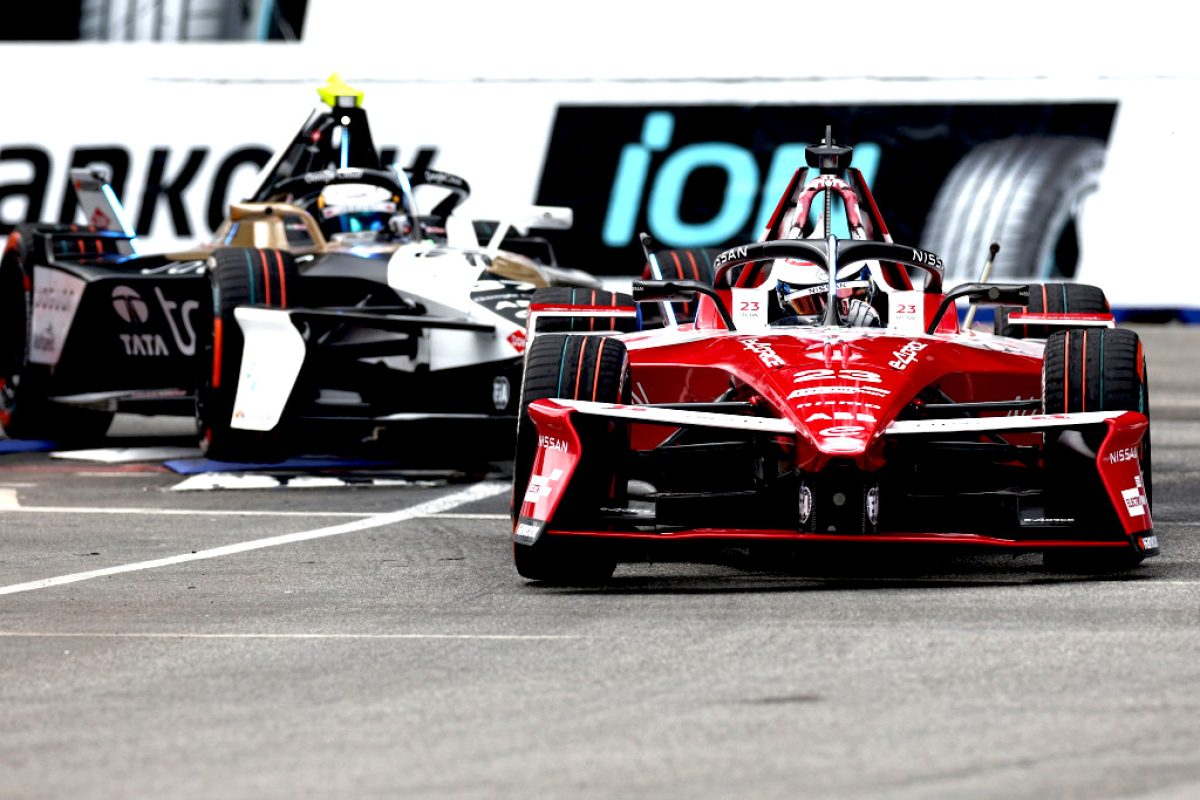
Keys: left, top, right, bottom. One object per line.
{"left": 241, "top": 249, "right": 257, "bottom": 304}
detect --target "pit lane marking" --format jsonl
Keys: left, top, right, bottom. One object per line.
{"left": 0, "top": 480, "right": 509, "bottom": 596}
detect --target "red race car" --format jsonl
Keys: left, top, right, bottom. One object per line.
{"left": 511, "top": 129, "right": 1154, "bottom": 582}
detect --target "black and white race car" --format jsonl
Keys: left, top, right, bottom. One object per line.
{"left": 0, "top": 77, "right": 601, "bottom": 465}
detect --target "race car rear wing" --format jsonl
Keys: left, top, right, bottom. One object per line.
{"left": 68, "top": 167, "right": 138, "bottom": 253}
{"left": 23, "top": 168, "right": 141, "bottom": 261}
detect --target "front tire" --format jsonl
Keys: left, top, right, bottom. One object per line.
{"left": 196, "top": 247, "right": 299, "bottom": 462}
{"left": 1041, "top": 327, "right": 1151, "bottom": 571}
{"left": 511, "top": 333, "right": 630, "bottom": 583}
{"left": 640, "top": 246, "right": 719, "bottom": 326}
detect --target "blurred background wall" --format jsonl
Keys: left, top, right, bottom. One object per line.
{"left": 2, "top": 0, "right": 1197, "bottom": 316}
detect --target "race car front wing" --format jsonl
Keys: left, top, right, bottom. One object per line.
{"left": 514, "top": 399, "right": 1155, "bottom": 556}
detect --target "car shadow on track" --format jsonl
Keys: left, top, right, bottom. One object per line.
{"left": 533, "top": 549, "right": 1162, "bottom": 594}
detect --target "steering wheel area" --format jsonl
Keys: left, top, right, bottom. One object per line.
{"left": 265, "top": 167, "right": 405, "bottom": 205}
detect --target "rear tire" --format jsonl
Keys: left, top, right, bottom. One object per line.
{"left": 529, "top": 287, "right": 639, "bottom": 334}
{"left": 1041, "top": 327, "right": 1151, "bottom": 571}
{"left": 196, "top": 247, "right": 299, "bottom": 462}
{"left": 640, "top": 246, "right": 719, "bottom": 325}
{"left": 511, "top": 333, "right": 629, "bottom": 583}
{"left": 0, "top": 226, "right": 113, "bottom": 442}
{"left": 995, "top": 282, "right": 1109, "bottom": 338}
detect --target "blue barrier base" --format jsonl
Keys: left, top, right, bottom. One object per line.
{"left": 0, "top": 439, "right": 57, "bottom": 454}
{"left": 164, "top": 456, "right": 399, "bottom": 475}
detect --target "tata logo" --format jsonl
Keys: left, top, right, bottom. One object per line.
{"left": 601, "top": 111, "right": 881, "bottom": 248}
{"left": 111, "top": 284, "right": 200, "bottom": 357}
{"left": 111, "top": 285, "right": 149, "bottom": 323}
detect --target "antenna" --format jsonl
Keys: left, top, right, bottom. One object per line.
{"left": 805, "top": 127, "right": 854, "bottom": 237}
{"left": 962, "top": 242, "right": 1002, "bottom": 330}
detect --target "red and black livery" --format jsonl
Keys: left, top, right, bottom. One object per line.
{"left": 511, "top": 130, "right": 1154, "bottom": 582}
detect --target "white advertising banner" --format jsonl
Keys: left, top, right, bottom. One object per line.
{"left": 1, "top": 35, "right": 1198, "bottom": 316}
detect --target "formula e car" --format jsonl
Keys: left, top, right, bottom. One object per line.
{"left": 0, "top": 76, "right": 600, "bottom": 464}
{"left": 511, "top": 129, "right": 1155, "bottom": 581}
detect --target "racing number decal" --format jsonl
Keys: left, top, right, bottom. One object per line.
{"left": 793, "top": 368, "right": 882, "bottom": 383}
{"left": 732, "top": 287, "right": 768, "bottom": 328}
{"left": 788, "top": 368, "right": 891, "bottom": 401}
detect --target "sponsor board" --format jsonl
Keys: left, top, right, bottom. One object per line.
{"left": 536, "top": 104, "right": 1116, "bottom": 275}
{"left": 0, "top": 44, "right": 1197, "bottom": 314}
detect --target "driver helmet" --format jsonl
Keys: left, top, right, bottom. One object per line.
{"left": 316, "top": 183, "right": 401, "bottom": 239}
{"left": 773, "top": 259, "right": 880, "bottom": 326}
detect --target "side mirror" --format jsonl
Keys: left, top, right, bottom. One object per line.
{"left": 968, "top": 283, "right": 1030, "bottom": 306}
{"left": 632, "top": 280, "right": 736, "bottom": 330}
{"left": 926, "top": 283, "right": 1030, "bottom": 334}
{"left": 632, "top": 279, "right": 706, "bottom": 304}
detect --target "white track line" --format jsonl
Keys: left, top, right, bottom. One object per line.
{"left": 6, "top": 506, "right": 374, "bottom": 518}
{"left": 428, "top": 512, "right": 509, "bottom": 520}
{"left": 0, "top": 488, "right": 509, "bottom": 520}
{"left": 0, "top": 632, "right": 578, "bottom": 641}
{"left": 0, "top": 481, "right": 509, "bottom": 597}
{"left": 0, "top": 505, "right": 505, "bottom": 521}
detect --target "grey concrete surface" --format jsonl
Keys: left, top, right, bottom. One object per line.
{"left": 0, "top": 324, "right": 1196, "bottom": 799}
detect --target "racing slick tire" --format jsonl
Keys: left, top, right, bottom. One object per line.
{"left": 1041, "top": 327, "right": 1151, "bottom": 572}
{"left": 994, "top": 282, "right": 1110, "bottom": 339}
{"left": 0, "top": 225, "right": 113, "bottom": 442}
{"left": 511, "top": 333, "right": 630, "bottom": 583}
{"left": 196, "top": 247, "right": 299, "bottom": 462}
{"left": 528, "top": 287, "right": 639, "bottom": 334}
{"left": 922, "top": 137, "right": 1105, "bottom": 283}
{"left": 640, "top": 246, "right": 719, "bottom": 325}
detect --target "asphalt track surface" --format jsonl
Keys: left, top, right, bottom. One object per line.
{"left": 1, "top": 324, "right": 1197, "bottom": 800}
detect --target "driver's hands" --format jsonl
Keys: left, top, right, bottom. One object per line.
{"left": 388, "top": 213, "right": 413, "bottom": 241}
{"left": 844, "top": 299, "right": 881, "bottom": 327}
